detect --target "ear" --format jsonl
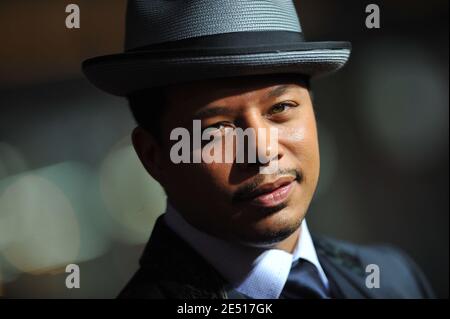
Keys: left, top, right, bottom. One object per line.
{"left": 131, "top": 126, "right": 165, "bottom": 184}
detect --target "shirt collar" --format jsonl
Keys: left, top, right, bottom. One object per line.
{"left": 164, "top": 203, "right": 328, "bottom": 299}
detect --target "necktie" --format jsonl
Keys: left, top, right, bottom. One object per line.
{"left": 280, "top": 258, "right": 330, "bottom": 299}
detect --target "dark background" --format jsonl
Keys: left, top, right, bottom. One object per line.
{"left": 0, "top": 0, "right": 448, "bottom": 298}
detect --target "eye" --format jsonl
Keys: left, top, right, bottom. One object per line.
{"left": 268, "top": 101, "right": 298, "bottom": 115}
{"left": 204, "top": 122, "right": 235, "bottom": 133}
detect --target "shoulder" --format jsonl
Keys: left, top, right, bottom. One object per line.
{"left": 117, "top": 215, "right": 226, "bottom": 299}
{"left": 314, "top": 235, "right": 435, "bottom": 298}
{"left": 118, "top": 268, "right": 165, "bottom": 299}
{"left": 118, "top": 267, "right": 212, "bottom": 299}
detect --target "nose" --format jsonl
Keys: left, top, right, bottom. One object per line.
{"left": 237, "top": 112, "right": 283, "bottom": 169}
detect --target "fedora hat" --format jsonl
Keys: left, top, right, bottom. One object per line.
{"left": 82, "top": 0, "right": 351, "bottom": 96}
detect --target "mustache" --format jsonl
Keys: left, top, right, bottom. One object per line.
{"left": 232, "top": 168, "right": 302, "bottom": 203}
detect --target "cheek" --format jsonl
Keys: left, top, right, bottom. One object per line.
{"left": 166, "top": 159, "right": 233, "bottom": 188}
{"left": 199, "top": 162, "right": 234, "bottom": 191}
{"left": 279, "top": 118, "right": 320, "bottom": 175}
{"left": 280, "top": 122, "right": 318, "bottom": 154}
{"left": 162, "top": 162, "right": 233, "bottom": 210}
{"left": 278, "top": 103, "right": 318, "bottom": 143}
{"left": 281, "top": 126, "right": 306, "bottom": 142}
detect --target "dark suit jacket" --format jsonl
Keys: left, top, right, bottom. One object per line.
{"left": 118, "top": 215, "right": 435, "bottom": 299}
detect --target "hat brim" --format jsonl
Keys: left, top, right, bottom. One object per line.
{"left": 82, "top": 41, "right": 351, "bottom": 96}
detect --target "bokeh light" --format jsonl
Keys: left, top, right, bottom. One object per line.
{"left": 99, "top": 136, "right": 166, "bottom": 244}
{"left": 356, "top": 40, "right": 449, "bottom": 171}
{"left": 0, "top": 142, "right": 28, "bottom": 179}
{"left": 0, "top": 162, "right": 114, "bottom": 277}
{"left": 0, "top": 173, "right": 80, "bottom": 273}
{"left": 315, "top": 123, "right": 339, "bottom": 199}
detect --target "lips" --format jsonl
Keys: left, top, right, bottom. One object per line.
{"left": 241, "top": 176, "right": 296, "bottom": 207}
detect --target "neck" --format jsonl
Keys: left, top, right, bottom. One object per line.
{"left": 166, "top": 201, "right": 303, "bottom": 254}
{"left": 244, "top": 225, "right": 302, "bottom": 253}
{"left": 273, "top": 226, "right": 302, "bottom": 253}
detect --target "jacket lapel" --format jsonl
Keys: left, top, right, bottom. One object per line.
{"left": 134, "top": 215, "right": 390, "bottom": 299}
{"left": 138, "top": 215, "right": 227, "bottom": 299}
{"left": 314, "top": 236, "right": 385, "bottom": 299}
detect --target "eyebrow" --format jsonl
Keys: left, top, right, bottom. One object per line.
{"left": 194, "top": 106, "right": 234, "bottom": 119}
{"left": 193, "top": 84, "right": 295, "bottom": 119}
{"left": 265, "top": 84, "right": 295, "bottom": 100}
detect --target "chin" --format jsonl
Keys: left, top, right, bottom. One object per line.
{"left": 233, "top": 205, "right": 304, "bottom": 247}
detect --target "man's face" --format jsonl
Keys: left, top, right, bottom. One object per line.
{"left": 142, "top": 75, "right": 320, "bottom": 246}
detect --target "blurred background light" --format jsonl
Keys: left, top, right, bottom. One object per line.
{"left": 99, "top": 136, "right": 166, "bottom": 244}
{"left": 0, "top": 173, "right": 80, "bottom": 273}
{"left": 356, "top": 40, "right": 449, "bottom": 172}
{"left": 0, "top": 142, "right": 28, "bottom": 179}
{"left": 315, "top": 123, "right": 339, "bottom": 199}
{"left": 0, "top": 162, "right": 112, "bottom": 276}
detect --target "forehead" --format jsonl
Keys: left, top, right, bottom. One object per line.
{"left": 165, "top": 74, "right": 309, "bottom": 107}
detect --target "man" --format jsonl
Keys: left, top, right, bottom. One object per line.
{"left": 83, "top": 0, "right": 434, "bottom": 299}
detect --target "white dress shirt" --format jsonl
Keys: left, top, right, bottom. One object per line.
{"left": 164, "top": 203, "right": 329, "bottom": 299}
